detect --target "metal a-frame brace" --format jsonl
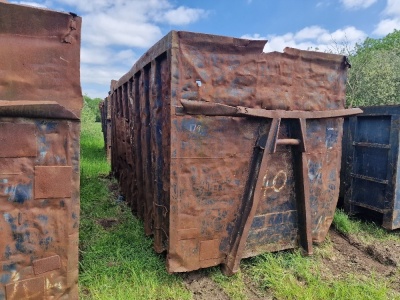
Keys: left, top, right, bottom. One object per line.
{"left": 180, "top": 99, "right": 362, "bottom": 275}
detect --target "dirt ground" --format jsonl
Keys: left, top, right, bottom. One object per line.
{"left": 183, "top": 228, "right": 400, "bottom": 299}
{"left": 183, "top": 271, "right": 270, "bottom": 300}
{"left": 183, "top": 272, "right": 230, "bottom": 300}
{"left": 322, "top": 230, "right": 400, "bottom": 292}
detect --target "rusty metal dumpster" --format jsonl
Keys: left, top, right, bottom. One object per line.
{"left": 0, "top": 3, "right": 82, "bottom": 299}
{"left": 342, "top": 105, "right": 400, "bottom": 230}
{"left": 104, "top": 31, "right": 360, "bottom": 274}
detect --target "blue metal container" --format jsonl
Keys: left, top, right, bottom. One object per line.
{"left": 342, "top": 105, "right": 400, "bottom": 230}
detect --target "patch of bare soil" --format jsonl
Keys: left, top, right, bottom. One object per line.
{"left": 347, "top": 234, "right": 400, "bottom": 267}
{"left": 108, "top": 181, "right": 119, "bottom": 197}
{"left": 321, "top": 229, "right": 399, "bottom": 292}
{"left": 242, "top": 274, "right": 273, "bottom": 300}
{"left": 183, "top": 270, "right": 270, "bottom": 300}
{"left": 98, "top": 173, "right": 113, "bottom": 180}
{"left": 96, "top": 218, "right": 120, "bottom": 229}
{"left": 183, "top": 271, "right": 230, "bottom": 300}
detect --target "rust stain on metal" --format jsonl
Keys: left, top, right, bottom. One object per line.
{"left": 0, "top": 4, "right": 82, "bottom": 117}
{"left": 0, "top": 123, "right": 37, "bottom": 158}
{"left": 34, "top": 166, "right": 73, "bottom": 199}
{"left": 101, "top": 30, "right": 359, "bottom": 274}
{"left": 5, "top": 277, "right": 45, "bottom": 300}
{"left": 0, "top": 2, "right": 82, "bottom": 299}
{"left": 33, "top": 255, "right": 61, "bottom": 275}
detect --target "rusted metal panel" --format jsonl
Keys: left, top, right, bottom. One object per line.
{"left": 342, "top": 105, "right": 400, "bottom": 230}
{"left": 0, "top": 2, "right": 82, "bottom": 299}
{"left": 0, "top": 123, "right": 37, "bottom": 157}
{"left": 5, "top": 277, "right": 45, "bottom": 300}
{"left": 0, "top": 3, "right": 82, "bottom": 117}
{"left": 35, "top": 166, "right": 73, "bottom": 199}
{"left": 104, "top": 31, "right": 356, "bottom": 274}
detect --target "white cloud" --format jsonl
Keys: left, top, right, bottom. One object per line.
{"left": 54, "top": 0, "right": 171, "bottom": 13}
{"left": 81, "top": 47, "right": 136, "bottom": 66}
{"left": 80, "top": 64, "right": 127, "bottom": 86}
{"left": 158, "top": 6, "right": 208, "bottom": 25}
{"left": 74, "top": 1, "right": 209, "bottom": 49}
{"left": 10, "top": 1, "right": 47, "bottom": 8}
{"left": 373, "top": 0, "right": 400, "bottom": 36}
{"left": 53, "top": 0, "right": 209, "bottom": 95}
{"left": 316, "top": 1, "right": 333, "bottom": 8}
{"left": 340, "top": 0, "right": 377, "bottom": 9}
{"left": 384, "top": 0, "right": 400, "bottom": 16}
{"left": 241, "top": 33, "right": 267, "bottom": 40}
{"left": 243, "top": 26, "right": 366, "bottom": 53}
{"left": 294, "top": 26, "right": 327, "bottom": 40}
{"left": 82, "top": 87, "right": 107, "bottom": 99}
{"left": 373, "top": 18, "right": 400, "bottom": 35}
{"left": 318, "top": 26, "right": 366, "bottom": 43}
{"left": 83, "top": 13, "right": 162, "bottom": 48}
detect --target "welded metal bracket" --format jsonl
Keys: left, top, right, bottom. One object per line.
{"left": 0, "top": 100, "right": 79, "bottom": 120}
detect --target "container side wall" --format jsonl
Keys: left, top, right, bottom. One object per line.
{"left": 168, "top": 32, "right": 347, "bottom": 272}
{"left": 106, "top": 31, "right": 349, "bottom": 273}
{"left": 0, "top": 4, "right": 82, "bottom": 298}
{"left": 0, "top": 3, "right": 82, "bottom": 116}
{"left": 343, "top": 105, "right": 400, "bottom": 230}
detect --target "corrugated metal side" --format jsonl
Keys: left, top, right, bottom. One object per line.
{"left": 106, "top": 31, "right": 349, "bottom": 273}
{"left": 108, "top": 33, "right": 173, "bottom": 253}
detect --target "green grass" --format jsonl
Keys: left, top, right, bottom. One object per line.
{"left": 243, "top": 250, "right": 394, "bottom": 300}
{"left": 210, "top": 269, "right": 249, "bottom": 300}
{"left": 333, "top": 209, "right": 400, "bottom": 242}
{"left": 79, "top": 101, "right": 191, "bottom": 300}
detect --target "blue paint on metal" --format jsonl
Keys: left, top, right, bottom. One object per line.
{"left": 342, "top": 105, "right": 400, "bottom": 229}
{"left": 4, "top": 246, "right": 11, "bottom": 260}
{"left": 7, "top": 183, "right": 33, "bottom": 204}
{"left": 37, "top": 215, "right": 48, "bottom": 224}
{"left": 251, "top": 216, "right": 265, "bottom": 229}
{"left": 14, "top": 232, "right": 28, "bottom": 253}
{"left": 181, "top": 119, "right": 208, "bottom": 137}
{"left": 325, "top": 126, "right": 338, "bottom": 148}
{"left": 246, "top": 221, "right": 297, "bottom": 246}
{"left": 37, "top": 135, "right": 49, "bottom": 159}
{"left": 0, "top": 274, "right": 11, "bottom": 285}
{"left": 39, "top": 236, "right": 53, "bottom": 248}
{"left": 2, "top": 263, "right": 16, "bottom": 272}
{"left": 36, "top": 120, "right": 58, "bottom": 132}
{"left": 181, "top": 92, "right": 198, "bottom": 99}
{"left": 308, "top": 161, "right": 322, "bottom": 182}
{"left": 3, "top": 213, "right": 17, "bottom": 231}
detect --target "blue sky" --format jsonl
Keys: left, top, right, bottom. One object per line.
{"left": 9, "top": 0, "right": 400, "bottom": 98}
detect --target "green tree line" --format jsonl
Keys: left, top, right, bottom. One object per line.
{"left": 346, "top": 29, "right": 400, "bottom": 107}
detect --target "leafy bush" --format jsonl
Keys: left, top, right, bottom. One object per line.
{"left": 83, "top": 95, "right": 103, "bottom": 122}
{"left": 346, "top": 30, "right": 400, "bottom": 107}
